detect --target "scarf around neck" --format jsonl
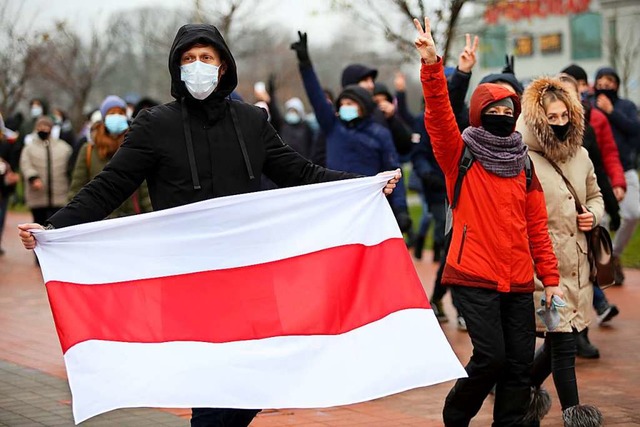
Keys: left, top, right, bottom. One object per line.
{"left": 461, "top": 126, "right": 528, "bottom": 178}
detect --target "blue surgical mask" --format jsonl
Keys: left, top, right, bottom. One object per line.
{"left": 284, "top": 111, "right": 301, "bottom": 125}
{"left": 180, "top": 60, "right": 220, "bottom": 100}
{"left": 104, "top": 114, "right": 129, "bottom": 135}
{"left": 31, "top": 106, "right": 43, "bottom": 118}
{"left": 339, "top": 105, "right": 359, "bottom": 122}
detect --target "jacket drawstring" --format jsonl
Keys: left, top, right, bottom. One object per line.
{"left": 229, "top": 101, "right": 255, "bottom": 180}
{"left": 181, "top": 98, "right": 201, "bottom": 190}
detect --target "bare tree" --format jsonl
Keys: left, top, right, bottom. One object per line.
{"left": 0, "top": 0, "right": 41, "bottom": 116}
{"left": 330, "top": 0, "right": 472, "bottom": 63}
{"left": 607, "top": 13, "right": 640, "bottom": 99}
{"left": 29, "top": 20, "right": 125, "bottom": 130}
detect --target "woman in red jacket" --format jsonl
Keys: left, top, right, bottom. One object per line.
{"left": 414, "top": 18, "right": 561, "bottom": 426}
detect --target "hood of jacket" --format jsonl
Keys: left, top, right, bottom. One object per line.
{"left": 373, "top": 83, "right": 393, "bottom": 103}
{"left": 594, "top": 66, "right": 620, "bottom": 89}
{"left": 335, "top": 85, "right": 376, "bottom": 118}
{"left": 168, "top": 24, "right": 238, "bottom": 102}
{"left": 518, "top": 76, "right": 584, "bottom": 163}
{"left": 341, "top": 64, "right": 378, "bottom": 88}
{"left": 469, "top": 83, "right": 521, "bottom": 128}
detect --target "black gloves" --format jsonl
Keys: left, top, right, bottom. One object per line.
{"left": 502, "top": 55, "right": 515, "bottom": 75}
{"left": 290, "top": 31, "right": 311, "bottom": 67}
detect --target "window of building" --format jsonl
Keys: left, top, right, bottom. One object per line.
{"left": 571, "top": 12, "right": 602, "bottom": 60}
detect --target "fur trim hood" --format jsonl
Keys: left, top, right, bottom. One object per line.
{"left": 517, "top": 77, "right": 584, "bottom": 163}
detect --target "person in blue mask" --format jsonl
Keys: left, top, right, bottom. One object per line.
{"left": 67, "top": 95, "right": 152, "bottom": 219}
{"left": 291, "top": 31, "right": 409, "bottom": 231}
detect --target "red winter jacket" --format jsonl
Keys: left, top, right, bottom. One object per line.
{"left": 589, "top": 107, "right": 626, "bottom": 190}
{"left": 421, "top": 59, "right": 559, "bottom": 293}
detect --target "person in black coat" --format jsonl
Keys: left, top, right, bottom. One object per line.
{"left": 18, "top": 23, "right": 401, "bottom": 427}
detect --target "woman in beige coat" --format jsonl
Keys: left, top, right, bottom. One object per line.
{"left": 517, "top": 77, "right": 604, "bottom": 425}
{"left": 19, "top": 116, "right": 72, "bottom": 226}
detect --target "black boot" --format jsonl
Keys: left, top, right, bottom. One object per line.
{"left": 613, "top": 255, "right": 624, "bottom": 285}
{"left": 576, "top": 328, "right": 600, "bottom": 359}
{"left": 562, "top": 404, "right": 603, "bottom": 427}
{"left": 413, "top": 234, "right": 425, "bottom": 260}
{"left": 433, "top": 241, "right": 442, "bottom": 263}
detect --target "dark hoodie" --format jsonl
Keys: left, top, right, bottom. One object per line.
{"left": 297, "top": 64, "right": 407, "bottom": 211}
{"left": 592, "top": 67, "right": 640, "bottom": 170}
{"left": 48, "top": 24, "right": 354, "bottom": 228}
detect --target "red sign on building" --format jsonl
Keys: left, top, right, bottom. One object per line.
{"left": 484, "top": 0, "right": 591, "bottom": 24}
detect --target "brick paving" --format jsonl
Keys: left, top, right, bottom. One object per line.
{"left": 1, "top": 210, "right": 639, "bottom": 426}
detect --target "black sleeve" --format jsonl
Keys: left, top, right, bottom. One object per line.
{"left": 47, "top": 110, "right": 157, "bottom": 228}
{"left": 267, "top": 89, "right": 283, "bottom": 133}
{"left": 583, "top": 125, "right": 620, "bottom": 226}
{"left": 387, "top": 114, "right": 414, "bottom": 156}
{"left": 448, "top": 68, "right": 472, "bottom": 128}
{"left": 395, "top": 91, "right": 415, "bottom": 126}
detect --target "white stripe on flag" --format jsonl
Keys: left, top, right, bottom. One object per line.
{"left": 66, "top": 309, "right": 465, "bottom": 424}
{"left": 35, "top": 175, "right": 399, "bottom": 284}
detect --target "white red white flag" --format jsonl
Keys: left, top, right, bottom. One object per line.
{"left": 34, "top": 173, "right": 465, "bottom": 424}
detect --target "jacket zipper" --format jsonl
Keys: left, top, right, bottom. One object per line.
{"left": 457, "top": 224, "right": 467, "bottom": 264}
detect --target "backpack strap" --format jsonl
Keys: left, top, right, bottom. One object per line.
{"left": 450, "top": 145, "right": 475, "bottom": 210}
{"left": 524, "top": 155, "right": 532, "bottom": 189}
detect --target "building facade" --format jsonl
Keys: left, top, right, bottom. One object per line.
{"left": 452, "top": 0, "right": 640, "bottom": 104}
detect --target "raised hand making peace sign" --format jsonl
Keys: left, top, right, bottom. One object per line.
{"left": 458, "top": 33, "right": 479, "bottom": 73}
{"left": 413, "top": 17, "right": 437, "bottom": 65}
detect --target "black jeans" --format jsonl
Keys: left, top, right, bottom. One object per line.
{"left": 443, "top": 287, "right": 535, "bottom": 427}
{"left": 531, "top": 331, "right": 579, "bottom": 410}
{"left": 191, "top": 408, "right": 261, "bottom": 427}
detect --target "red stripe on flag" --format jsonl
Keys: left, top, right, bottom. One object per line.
{"left": 46, "top": 238, "right": 428, "bottom": 353}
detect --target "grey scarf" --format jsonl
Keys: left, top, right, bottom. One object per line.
{"left": 462, "top": 127, "right": 528, "bottom": 177}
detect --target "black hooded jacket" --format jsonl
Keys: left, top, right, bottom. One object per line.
{"left": 49, "top": 24, "right": 354, "bottom": 228}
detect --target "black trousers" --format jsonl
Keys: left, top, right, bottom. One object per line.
{"left": 443, "top": 286, "right": 535, "bottom": 427}
{"left": 531, "top": 331, "right": 579, "bottom": 410}
{"left": 191, "top": 408, "right": 261, "bottom": 427}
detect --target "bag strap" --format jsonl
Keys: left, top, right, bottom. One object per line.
{"left": 545, "top": 157, "right": 585, "bottom": 214}
{"left": 450, "top": 146, "right": 475, "bottom": 210}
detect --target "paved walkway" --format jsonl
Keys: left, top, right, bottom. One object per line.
{"left": 1, "top": 210, "right": 639, "bottom": 426}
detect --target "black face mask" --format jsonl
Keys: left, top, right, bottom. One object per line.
{"left": 550, "top": 123, "right": 571, "bottom": 141}
{"left": 594, "top": 88, "right": 618, "bottom": 103}
{"left": 37, "top": 131, "right": 50, "bottom": 141}
{"left": 481, "top": 114, "right": 516, "bottom": 137}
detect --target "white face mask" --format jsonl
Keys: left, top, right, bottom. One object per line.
{"left": 180, "top": 60, "right": 220, "bottom": 100}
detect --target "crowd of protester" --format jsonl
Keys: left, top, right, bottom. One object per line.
{"left": 3, "top": 17, "right": 640, "bottom": 427}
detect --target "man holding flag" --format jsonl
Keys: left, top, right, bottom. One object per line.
{"left": 18, "top": 24, "right": 415, "bottom": 427}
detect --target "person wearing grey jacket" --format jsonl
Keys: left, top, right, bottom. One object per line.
{"left": 19, "top": 116, "right": 71, "bottom": 225}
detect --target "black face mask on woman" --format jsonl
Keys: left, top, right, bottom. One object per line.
{"left": 481, "top": 114, "right": 516, "bottom": 137}
{"left": 550, "top": 123, "right": 571, "bottom": 141}
{"left": 37, "top": 131, "right": 50, "bottom": 141}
